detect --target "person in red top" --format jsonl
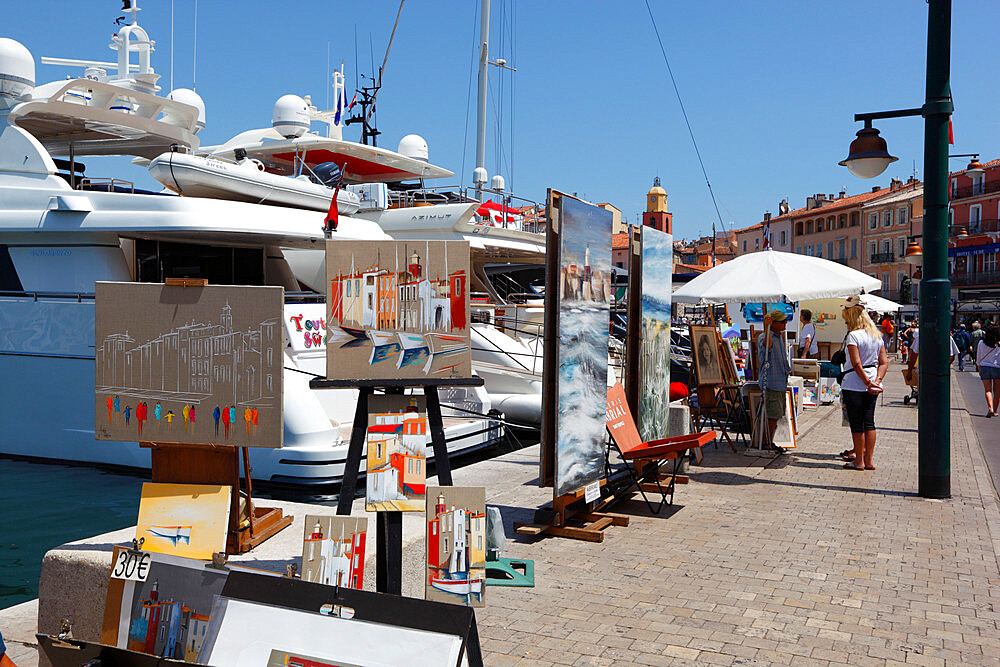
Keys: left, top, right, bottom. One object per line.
{"left": 106, "top": 395, "right": 113, "bottom": 425}
{"left": 251, "top": 407, "right": 259, "bottom": 437}
{"left": 222, "top": 405, "right": 231, "bottom": 439}
{"left": 137, "top": 402, "right": 146, "bottom": 436}
{"left": 189, "top": 405, "right": 195, "bottom": 434}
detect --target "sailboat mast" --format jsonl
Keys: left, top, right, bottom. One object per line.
{"left": 473, "top": 0, "right": 491, "bottom": 199}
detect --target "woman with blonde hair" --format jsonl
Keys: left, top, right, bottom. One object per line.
{"left": 840, "top": 296, "right": 889, "bottom": 470}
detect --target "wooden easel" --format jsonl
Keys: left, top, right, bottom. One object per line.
{"left": 309, "top": 376, "right": 485, "bottom": 595}
{"left": 135, "top": 277, "right": 292, "bottom": 554}
{"left": 141, "top": 442, "right": 292, "bottom": 554}
{"left": 514, "top": 480, "right": 630, "bottom": 543}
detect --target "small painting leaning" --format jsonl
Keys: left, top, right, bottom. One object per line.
{"left": 639, "top": 227, "right": 673, "bottom": 441}
{"left": 425, "top": 486, "right": 486, "bottom": 608}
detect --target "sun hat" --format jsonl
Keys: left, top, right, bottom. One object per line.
{"left": 765, "top": 309, "right": 788, "bottom": 322}
{"left": 842, "top": 295, "right": 862, "bottom": 309}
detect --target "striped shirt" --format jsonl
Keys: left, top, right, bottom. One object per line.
{"left": 756, "top": 331, "right": 790, "bottom": 391}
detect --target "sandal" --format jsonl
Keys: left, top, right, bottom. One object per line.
{"left": 839, "top": 450, "right": 856, "bottom": 460}
{"left": 843, "top": 463, "right": 865, "bottom": 470}
{"left": 865, "top": 465, "right": 876, "bottom": 470}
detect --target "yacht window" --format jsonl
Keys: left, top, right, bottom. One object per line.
{"left": 135, "top": 241, "right": 264, "bottom": 285}
{"left": 0, "top": 246, "right": 23, "bottom": 292}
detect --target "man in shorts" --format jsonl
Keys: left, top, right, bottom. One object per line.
{"left": 756, "top": 309, "right": 790, "bottom": 451}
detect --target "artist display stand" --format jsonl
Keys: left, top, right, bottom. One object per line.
{"left": 308, "top": 376, "right": 484, "bottom": 595}
{"left": 515, "top": 480, "right": 631, "bottom": 543}
{"left": 141, "top": 442, "right": 293, "bottom": 554}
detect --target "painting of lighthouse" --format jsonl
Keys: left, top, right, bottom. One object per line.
{"left": 94, "top": 282, "right": 284, "bottom": 448}
{"left": 325, "top": 240, "right": 471, "bottom": 381}
{"left": 300, "top": 516, "right": 367, "bottom": 589}
{"left": 551, "top": 196, "right": 613, "bottom": 496}
{"left": 425, "top": 486, "right": 486, "bottom": 607}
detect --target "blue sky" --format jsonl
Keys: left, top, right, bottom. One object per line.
{"left": 6, "top": 2, "right": 999, "bottom": 241}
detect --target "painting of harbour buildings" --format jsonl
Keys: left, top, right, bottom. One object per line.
{"left": 639, "top": 228, "right": 673, "bottom": 442}
{"left": 365, "top": 396, "right": 428, "bottom": 512}
{"left": 102, "top": 548, "right": 229, "bottom": 662}
{"left": 301, "top": 516, "right": 367, "bottom": 589}
{"left": 94, "top": 282, "right": 284, "bottom": 448}
{"left": 325, "top": 240, "right": 471, "bottom": 381}
{"left": 425, "top": 486, "right": 486, "bottom": 607}
{"left": 554, "top": 196, "right": 612, "bottom": 497}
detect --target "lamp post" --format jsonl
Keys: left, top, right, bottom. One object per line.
{"left": 839, "top": 0, "right": 952, "bottom": 498}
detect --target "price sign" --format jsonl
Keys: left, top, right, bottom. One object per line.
{"left": 584, "top": 481, "right": 600, "bottom": 504}
{"left": 111, "top": 549, "right": 151, "bottom": 582}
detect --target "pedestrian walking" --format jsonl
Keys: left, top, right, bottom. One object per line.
{"left": 953, "top": 325, "right": 971, "bottom": 372}
{"left": 840, "top": 296, "right": 888, "bottom": 471}
{"left": 880, "top": 315, "right": 894, "bottom": 352}
{"left": 755, "top": 310, "right": 790, "bottom": 450}
{"left": 976, "top": 325, "right": 1000, "bottom": 417}
{"left": 797, "top": 309, "right": 818, "bottom": 359}
{"left": 970, "top": 321, "right": 985, "bottom": 359}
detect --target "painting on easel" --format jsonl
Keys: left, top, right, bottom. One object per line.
{"left": 552, "top": 195, "right": 613, "bottom": 497}
{"left": 324, "top": 240, "right": 472, "bottom": 381}
{"left": 301, "top": 516, "right": 367, "bottom": 589}
{"left": 94, "top": 282, "right": 284, "bottom": 448}
{"left": 425, "top": 486, "right": 486, "bottom": 608}
{"left": 365, "top": 395, "right": 429, "bottom": 512}
{"left": 639, "top": 227, "right": 673, "bottom": 441}
{"left": 690, "top": 324, "right": 724, "bottom": 386}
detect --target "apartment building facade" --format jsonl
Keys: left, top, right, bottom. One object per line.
{"left": 861, "top": 181, "right": 923, "bottom": 303}
{"left": 947, "top": 159, "right": 1000, "bottom": 320}
{"left": 790, "top": 187, "right": 896, "bottom": 271}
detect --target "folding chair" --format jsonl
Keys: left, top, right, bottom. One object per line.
{"left": 606, "top": 383, "right": 716, "bottom": 513}
{"left": 690, "top": 383, "right": 741, "bottom": 451}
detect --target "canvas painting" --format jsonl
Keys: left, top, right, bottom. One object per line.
{"left": 425, "top": 486, "right": 486, "bottom": 608}
{"left": 324, "top": 240, "right": 471, "bottom": 381}
{"left": 301, "top": 516, "right": 367, "bottom": 589}
{"left": 748, "top": 390, "right": 797, "bottom": 449}
{"left": 94, "top": 282, "right": 284, "bottom": 448}
{"left": 691, "top": 325, "right": 724, "bottom": 386}
{"left": 365, "top": 395, "right": 428, "bottom": 512}
{"left": 101, "top": 547, "right": 229, "bottom": 662}
{"left": 135, "top": 482, "right": 231, "bottom": 559}
{"left": 553, "top": 196, "right": 612, "bottom": 496}
{"left": 639, "top": 227, "right": 673, "bottom": 441}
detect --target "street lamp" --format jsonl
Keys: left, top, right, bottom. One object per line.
{"left": 839, "top": 122, "right": 899, "bottom": 179}
{"left": 838, "top": 0, "right": 952, "bottom": 499}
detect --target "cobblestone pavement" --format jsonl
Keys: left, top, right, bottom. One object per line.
{"left": 480, "top": 363, "right": 1000, "bottom": 666}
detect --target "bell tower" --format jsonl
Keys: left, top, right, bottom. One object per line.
{"left": 643, "top": 177, "right": 672, "bottom": 233}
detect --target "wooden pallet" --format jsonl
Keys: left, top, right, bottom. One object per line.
{"left": 515, "top": 482, "right": 630, "bottom": 543}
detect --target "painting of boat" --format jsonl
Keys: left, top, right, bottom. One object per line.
{"left": 425, "top": 487, "right": 486, "bottom": 607}
{"left": 430, "top": 574, "right": 484, "bottom": 596}
{"left": 148, "top": 525, "right": 192, "bottom": 546}
{"left": 367, "top": 329, "right": 401, "bottom": 365}
{"left": 396, "top": 332, "right": 430, "bottom": 369}
{"left": 339, "top": 324, "right": 367, "bottom": 339}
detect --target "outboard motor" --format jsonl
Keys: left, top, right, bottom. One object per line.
{"left": 313, "top": 161, "right": 342, "bottom": 186}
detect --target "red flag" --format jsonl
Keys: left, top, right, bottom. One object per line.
{"left": 324, "top": 181, "right": 341, "bottom": 232}
{"left": 949, "top": 118, "right": 954, "bottom": 145}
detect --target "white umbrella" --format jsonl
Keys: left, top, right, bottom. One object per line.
{"left": 860, "top": 292, "right": 903, "bottom": 312}
{"left": 673, "top": 250, "right": 882, "bottom": 304}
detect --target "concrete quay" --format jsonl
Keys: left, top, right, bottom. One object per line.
{"left": 4, "top": 361, "right": 1000, "bottom": 666}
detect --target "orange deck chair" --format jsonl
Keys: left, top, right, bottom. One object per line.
{"left": 606, "top": 383, "right": 716, "bottom": 513}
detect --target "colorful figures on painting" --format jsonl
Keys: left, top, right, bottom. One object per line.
{"left": 213, "top": 406, "right": 221, "bottom": 436}
{"left": 98, "top": 395, "right": 262, "bottom": 443}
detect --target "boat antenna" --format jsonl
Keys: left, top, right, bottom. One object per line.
{"left": 170, "top": 0, "right": 174, "bottom": 93}
{"left": 345, "top": 2, "right": 404, "bottom": 146}
{"left": 192, "top": 0, "right": 198, "bottom": 91}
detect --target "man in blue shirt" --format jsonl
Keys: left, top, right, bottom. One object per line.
{"left": 756, "top": 309, "right": 790, "bottom": 450}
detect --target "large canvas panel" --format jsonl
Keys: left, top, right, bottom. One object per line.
{"left": 200, "top": 598, "right": 464, "bottom": 667}
{"left": 324, "top": 240, "right": 471, "bottom": 381}
{"left": 95, "top": 282, "right": 284, "bottom": 448}
{"left": 301, "top": 516, "right": 368, "bottom": 589}
{"left": 425, "top": 486, "right": 486, "bottom": 608}
{"left": 554, "top": 196, "right": 612, "bottom": 496}
{"left": 101, "top": 547, "right": 229, "bottom": 662}
{"left": 365, "top": 395, "right": 428, "bottom": 512}
{"left": 135, "top": 482, "right": 231, "bottom": 559}
{"left": 639, "top": 228, "right": 673, "bottom": 441}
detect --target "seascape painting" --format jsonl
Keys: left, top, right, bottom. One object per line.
{"left": 554, "top": 196, "right": 612, "bottom": 497}
{"left": 365, "top": 395, "right": 428, "bottom": 512}
{"left": 325, "top": 240, "right": 471, "bottom": 381}
{"left": 301, "top": 516, "right": 367, "bottom": 589}
{"left": 102, "top": 547, "right": 229, "bottom": 662}
{"left": 135, "top": 482, "right": 231, "bottom": 560}
{"left": 425, "top": 486, "right": 486, "bottom": 608}
{"left": 94, "top": 282, "right": 284, "bottom": 448}
{"left": 639, "top": 228, "right": 673, "bottom": 442}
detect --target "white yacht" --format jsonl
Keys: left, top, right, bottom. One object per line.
{"left": 0, "top": 5, "right": 500, "bottom": 486}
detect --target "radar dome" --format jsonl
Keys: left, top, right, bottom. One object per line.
{"left": 398, "top": 134, "right": 429, "bottom": 162}
{"left": 166, "top": 88, "right": 206, "bottom": 133}
{"left": 272, "top": 94, "right": 310, "bottom": 138}
{"left": 0, "top": 38, "right": 34, "bottom": 107}
{"left": 491, "top": 174, "right": 505, "bottom": 191}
